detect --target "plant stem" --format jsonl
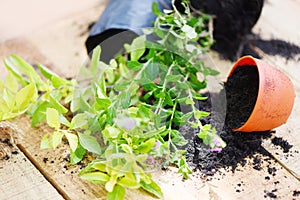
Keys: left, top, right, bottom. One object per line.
{"left": 154, "top": 63, "right": 174, "bottom": 115}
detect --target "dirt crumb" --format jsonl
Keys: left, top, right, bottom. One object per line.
{"left": 271, "top": 136, "right": 293, "bottom": 153}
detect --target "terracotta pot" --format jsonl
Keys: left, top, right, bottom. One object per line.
{"left": 227, "top": 56, "right": 295, "bottom": 132}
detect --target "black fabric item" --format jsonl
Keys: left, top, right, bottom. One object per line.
{"left": 85, "top": 29, "right": 137, "bottom": 63}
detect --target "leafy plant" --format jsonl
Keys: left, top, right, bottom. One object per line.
{"left": 0, "top": 1, "right": 226, "bottom": 199}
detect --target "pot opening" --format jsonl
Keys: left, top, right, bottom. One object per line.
{"left": 225, "top": 65, "right": 259, "bottom": 129}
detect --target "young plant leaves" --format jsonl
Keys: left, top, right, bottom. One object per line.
{"left": 107, "top": 185, "right": 126, "bottom": 200}
{"left": 79, "top": 172, "right": 110, "bottom": 184}
{"left": 64, "top": 132, "right": 78, "bottom": 152}
{"left": 78, "top": 132, "right": 102, "bottom": 155}
{"left": 140, "top": 180, "right": 164, "bottom": 199}
{"left": 130, "top": 36, "right": 146, "bottom": 61}
{"left": 46, "top": 108, "right": 60, "bottom": 130}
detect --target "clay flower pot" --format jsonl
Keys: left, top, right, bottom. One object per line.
{"left": 227, "top": 56, "right": 295, "bottom": 132}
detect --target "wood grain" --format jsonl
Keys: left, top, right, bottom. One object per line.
{"left": 0, "top": 122, "right": 63, "bottom": 200}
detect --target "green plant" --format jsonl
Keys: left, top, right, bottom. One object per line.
{"left": 0, "top": 1, "right": 225, "bottom": 199}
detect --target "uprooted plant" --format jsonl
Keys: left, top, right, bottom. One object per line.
{"left": 0, "top": 1, "right": 225, "bottom": 199}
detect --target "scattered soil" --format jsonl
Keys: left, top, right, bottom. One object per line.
{"left": 43, "top": 157, "right": 49, "bottom": 163}
{"left": 1, "top": 138, "right": 13, "bottom": 147}
{"left": 225, "top": 65, "right": 259, "bottom": 129}
{"left": 293, "top": 190, "right": 300, "bottom": 197}
{"left": 0, "top": 138, "right": 19, "bottom": 160}
{"left": 264, "top": 189, "right": 277, "bottom": 199}
{"left": 271, "top": 136, "right": 293, "bottom": 153}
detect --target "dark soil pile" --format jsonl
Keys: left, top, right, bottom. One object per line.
{"left": 225, "top": 65, "right": 259, "bottom": 129}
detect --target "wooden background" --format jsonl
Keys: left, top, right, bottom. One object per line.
{"left": 1, "top": 0, "right": 299, "bottom": 199}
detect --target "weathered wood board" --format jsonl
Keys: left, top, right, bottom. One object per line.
{"left": 0, "top": 0, "right": 300, "bottom": 199}
{"left": 0, "top": 123, "right": 63, "bottom": 200}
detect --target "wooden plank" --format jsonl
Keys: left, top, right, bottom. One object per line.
{"left": 0, "top": 122, "right": 64, "bottom": 200}
{"left": 208, "top": 158, "right": 300, "bottom": 200}
{"left": 1, "top": 1, "right": 299, "bottom": 199}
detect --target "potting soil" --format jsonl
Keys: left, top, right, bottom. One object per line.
{"left": 225, "top": 65, "right": 259, "bottom": 129}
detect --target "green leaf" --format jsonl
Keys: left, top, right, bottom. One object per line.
{"left": 79, "top": 94, "right": 92, "bottom": 112}
{"left": 171, "top": 130, "right": 188, "bottom": 146}
{"left": 49, "top": 95, "right": 68, "bottom": 114}
{"left": 119, "top": 63, "right": 130, "bottom": 79}
{"left": 78, "top": 132, "right": 102, "bottom": 155}
{"left": 194, "top": 110, "right": 210, "bottom": 120}
{"left": 80, "top": 172, "right": 109, "bottom": 184}
{"left": 59, "top": 115, "right": 71, "bottom": 127}
{"left": 189, "top": 73, "right": 207, "bottom": 91}
{"left": 142, "top": 61, "right": 159, "bottom": 81}
{"left": 70, "top": 113, "right": 88, "bottom": 130}
{"left": 166, "top": 75, "right": 182, "bottom": 82}
{"left": 185, "top": 98, "right": 194, "bottom": 105}
{"left": 128, "top": 61, "right": 143, "bottom": 71}
{"left": 51, "top": 75, "right": 70, "bottom": 89}
{"left": 103, "top": 126, "right": 121, "bottom": 141}
{"left": 109, "top": 59, "right": 118, "bottom": 69}
{"left": 135, "top": 138, "right": 156, "bottom": 154}
{"left": 95, "top": 98, "right": 111, "bottom": 110}
{"left": 203, "top": 67, "right": 220, "bottom": 76}
{"left": 120, "top": 144, "right": 133, "bottom": 154}
{"left": 182, "top": 25, "right": 197, "bottom": 39}
{"left": 4, "top": 59, "right": 28, "bottom": 86}
{"left": 177, "top": 82, "right": 189, "bottom": 90}
{"left": 5, "top": 71, "right": 19, "bottom": 93}
{"left": 15, "top": 82, "right": 37, "bottom": 111}
{"left": 118, "top": 175, "right": 140, "bottom": 189}
{"left": 9, "top": 55, "right": 45, "bottom": 88}
{"left": 107, "top": 185, "right": 125, "bottom": 200}
{"left": 70, "top": 143, "right": 86, "bottom": 164}
{"left": 177, "top": 156, "right": 192, "bottom": 179}
{"left": 3, "top": 88, "right": 15, "bottom": 110}
{"left": 106, "top": 175, "right": 118, "bottom": 192}
{"left": 91, "top": 161, "right": 107, "bottom": 172}
{"left": 105, "top": 69, "right": 115, "bottom": 83}
{"left": 64, "top": 132, "right": 78, "bottom": 152}
{"left": 152, "top": 2, "right": 161, "bottom": 16}
{"left": 37, "top": 63, "right": 58, "bottom": 80}
{"left": 40, "top": 131, "right": 64, "bottom": 149}
{"left": 90, "top": 46, "right": 101, "bottom": 75}
{"left": 130, "top": 36, "right": 146, "bottom": 61}
{"left": 31, "top": 102, "right": 50, "bottom": 127}
{"left": 46, "top": 108, "right": 60, "bottom": 130}
{"left": 120, "top": 92, "right": 131, "bottom": 109}
{"left": 140, "top": 179, "right": 163, "bottom": 199}
{"left": 192, "top": 92, "right": 208, "bottom": 101}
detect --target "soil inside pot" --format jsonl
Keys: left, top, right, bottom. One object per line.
{"left": 225, "top": 65, "right": 259, "bottom": 129}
